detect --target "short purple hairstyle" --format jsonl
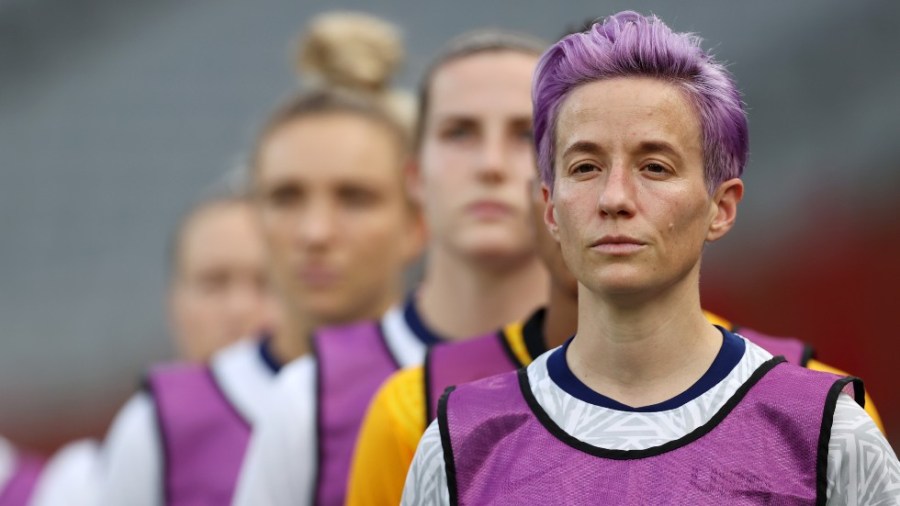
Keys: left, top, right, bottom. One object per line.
{"left": 533, "top": 11, "right": 748, "bottom": 194}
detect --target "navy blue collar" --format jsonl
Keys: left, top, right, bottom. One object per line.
{"left": 257, "top": 333, "right": 283, "bottom": 374}
{"left": 547, "top": 325, "right": 745, "bottom": 412}
{"left": 403, "top": 294, "right": 445, "bottom": 346}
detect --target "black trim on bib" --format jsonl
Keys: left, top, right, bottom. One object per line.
{"left": 310, "top": 334, "right": 324, "bottom": 506}
{"left": 437, "top": 386, "right": 460, "bottom": 506}
{"left": 496, "top": 329, "right": 526, "bottom": 368}
{"left": 423, "top": 349, "right": 435, "bottom": 425}
{"left": 376, "top": 321, "right": 403, "bottom": 371}
{"left": 517, "top": 356, "right": 787, "bottom": 460}
{"left": 800, "top": 343, "right": 816, "bottom": 368}
{"left": 815, "top": 376, "right": 864, "bottom": 506}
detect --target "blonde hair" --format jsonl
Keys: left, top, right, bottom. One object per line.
{"left": 294, "top": 11, "right": 416, "bottom": 137}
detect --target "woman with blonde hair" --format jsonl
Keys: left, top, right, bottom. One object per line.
{"left": 95, "top": 11, "right": 423, "bottom": 505}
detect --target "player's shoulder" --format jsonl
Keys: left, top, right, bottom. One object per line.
{"left": 380, "top": 366, "right": 424, "bottom": 414}
{"left": 372, "top": 366, "right": 426, "bottom": 435}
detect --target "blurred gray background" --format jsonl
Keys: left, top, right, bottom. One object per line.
{"left": 1, "top": 0, "right": 898, "bottom": 451}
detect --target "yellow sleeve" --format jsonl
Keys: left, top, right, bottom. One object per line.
{"left": 346, "top": 366, "right": 427, "bottom": 506}
{"left": 806, "top": 359, "right": 885, "bottom": 435}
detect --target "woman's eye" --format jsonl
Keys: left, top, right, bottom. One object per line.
{"left": 442, "top": 124, "right": 475, "bottom": 140}
{"left": 644, "top": 163, "right": 668, "bottom": 174}
{"left": 573, "top": 163, "right": 597, "bottom": 174}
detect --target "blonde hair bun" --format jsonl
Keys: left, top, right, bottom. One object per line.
{"left": 297, "top": 11, "right": 405, "bottom": 93}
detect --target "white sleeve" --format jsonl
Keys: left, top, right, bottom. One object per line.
{"left": 95, "top": 393, "right": 161, "bottom": 506}
{"left": 826, "top": 393, "right": 900, "bottom": 505}
{"left": 401, "top": 419, "right": 450, "bottom": 506}
{"left": 29, "top": 439, "right": 101, "bottom": 506}
{"left": 232, "top": 356, "right": 317, "bottom": 506}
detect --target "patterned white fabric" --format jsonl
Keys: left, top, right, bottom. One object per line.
{"left": 403, "top": 338, "right": 900, "bottom": 505}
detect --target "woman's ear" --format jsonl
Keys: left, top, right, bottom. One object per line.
{"left": 706, "top": 178, "right": 744, "bottom": 243}
{"left": 542, "top": 183, "right": 561, "bottom": 241}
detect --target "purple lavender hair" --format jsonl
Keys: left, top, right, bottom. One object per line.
{"left": 533, "top": 11, "right": 748, "bottom": 194}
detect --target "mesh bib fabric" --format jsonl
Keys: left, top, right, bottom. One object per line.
{"left": 148, "top": 364, "right": 250, "bottom": 506}
{"left": 442, "top": 359, "right": 862, "bottom": 505}
{"left": 425, "top": 331, "right": 515, "bottom": 423}
{"left": 314, "top": 321, "right": 399, "bottom": 506}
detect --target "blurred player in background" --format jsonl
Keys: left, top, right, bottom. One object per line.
{"left": 26, "top": 179, "right": 277, "bottom": 506}
{"left": 403, "top": 11, "right": 899, "bottom": 504}
{"left": 95, "top": 11, "right": 423, "bottom": 505}
{"left": 167, "top": 185, "right": 279, "bottom": 362}
{"left": 234, "top": 25, "right": 550, "bottom": 506}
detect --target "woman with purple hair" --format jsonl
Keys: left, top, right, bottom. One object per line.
{"left": 402, "top": 11, "right": 899, "bottom": 505}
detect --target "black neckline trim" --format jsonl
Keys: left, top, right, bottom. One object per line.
{"left": 404, "top": 294, "right": 446, "bottom": 345}
{"left": 815, "top": 376, "right": 864, "bottom": 506}
{"left": 437, "top": 385, "right": 460, "bottom": 506}
{"left": 257, "top": 334, "right": 283, "bottom": 373}
{"left": 521, "top": 307, "right": 549, "bottom": 362}
{"left": 547, "top": 326, "right": 745, "bottom": 412}
{"left": 518, "top": 355, "right": 787, "bottom": 460}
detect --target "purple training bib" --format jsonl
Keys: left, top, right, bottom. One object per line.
{"left": 441, "top": 358, "right": 862, "bottom": 505}
{"left": 148, "top": 363, "right": 250, "bottom": 506}
{"left": 314, "top": 321, "right": 400, "bottom": 506}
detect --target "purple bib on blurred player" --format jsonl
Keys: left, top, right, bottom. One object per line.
{"left": 313, "top": 321, "right": 400, "bottom": 506}
{"left": 440, "top": 357, "right": 862, "bottom": 505}
{"left": 148, "top": 363, "right": 249, "bottom": 506}
{"left": 736, "top": 326, "right": 813, "bottom": 366}
{"left": 0, "top": 452, "right": 44, "bottom": 506}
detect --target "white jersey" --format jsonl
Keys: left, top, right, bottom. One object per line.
{"left": 233, "top": 304, "right": 430, "bottom": 506}
{"left": 403, "top": 336, "right": 900, "bottom": 505}
{"left": 30, "top": 439, "right": 100, "bottom": 506}
{"left": 95, "top": 338, "right": 282, "bottom": 506}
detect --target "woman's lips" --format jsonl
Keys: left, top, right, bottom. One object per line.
{"left": 297, "top": 266, "right": 339, "bottom": 287}
{"left": 589, "top": 235, "right": 646, "bottom": 255}
{"left": 466, "top": 200, "right": 513, "bottom": 220}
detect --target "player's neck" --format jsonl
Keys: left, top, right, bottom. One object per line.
{"left": 269, "top": 284, "right": 402, "bottom": 364}
{"left": 268, "top": 307, "right": 311, "bottom": 364}
{"left": 543, "top": 282, "right": 578, "bottom": 350}
{"left": 417, "top": 247, "right": 548, "bottom": 341}
{"left": 567, "top": 269, "right": 721, "bottom": 408}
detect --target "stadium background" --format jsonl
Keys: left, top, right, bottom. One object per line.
{"left": 1, "top": 0, "right": 898, "bottom": 452}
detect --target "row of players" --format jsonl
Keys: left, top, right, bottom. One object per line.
{"left": 3, "top": 9, "right": 897, "bottom": 506}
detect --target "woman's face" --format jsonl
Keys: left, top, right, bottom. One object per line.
{"left": 546, "top": 77, "right": 740, "bottom": 301}
{"left": 414, "top": 51, "right": 540, "bottom": 267}
{"left": 255, "top": 113, "right": 421, "bottom": 325}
